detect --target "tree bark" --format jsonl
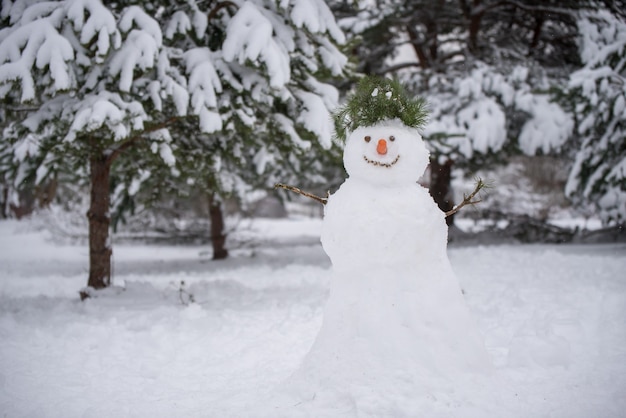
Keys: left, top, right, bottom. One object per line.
{"left": 37, "top": 178, "right": 58, "bottom": 208}
{"left": 407, "top": 24, "right": 430, "bottom": 69}
{"left": 208, "top": 193, "right": 228, "bottom": 260}
{"left": 429, "top": 159, "right": 455, "bottom": 226}
{"left": 529, "top": 14, "right": 545, "bottom": 52}
{"left": 1, "top": 185, "right": 8, "bottom": 219}
{"left": 468, "top": 0, "right": 484, "bottom": 53}
{"left": 87, "top": 153, "right": 112, "bottom": 290}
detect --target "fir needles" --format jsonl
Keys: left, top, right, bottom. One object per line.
{"left": 333, "top": 76, "right": 429, "bottom": 141}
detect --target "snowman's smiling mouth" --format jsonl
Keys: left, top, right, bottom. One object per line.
{"left": 363, "top": 154, "right": 400, "bottom": 168}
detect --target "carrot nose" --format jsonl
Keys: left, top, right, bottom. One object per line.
{"left": 377, "top": 139, "right": 387, "bottom": 155}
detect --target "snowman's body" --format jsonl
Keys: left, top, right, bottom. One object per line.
{"left": 280, "top": 120, "right": 492, "bottom": 414}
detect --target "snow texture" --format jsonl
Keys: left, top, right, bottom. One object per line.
{"left": 64, "top": 92, "right": 147, "bottom": 143}
{"left": 0, "top": 19, "right": 74, "bottom": 101}
{"left": 222, "top": 2, "right": 291, "bottom": 88}
{"left": 294, "top": 90, "right": 334, "bottom": 149}
{"left": 456, "top": 97, "right": 507, "bottom": 155}
{"left": 565, "top": 10, "right": 626, "bottom": 224}
{"left": 422, "top": 63, "right": 572, "bottom": 161}
{"left": 0, "top": 217, "right": 625, "bottom": 417}
{"left": 183, "top": 48, "right": 223, "bottom": 132}
{"left": 517, "top": 94, "right": 573, "bottom": 155}
{"left": 286, "top": 0, "right": 345, "bottom": 44}
{"left": 109, "top": 25, "right": 160, "bottom": 92}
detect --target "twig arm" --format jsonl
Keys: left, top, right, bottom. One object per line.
{"left": 275, "top": 179, "right": 484, "bottom": 214}
{"left": 274, "top": 183, "right": 328, "bottom": 205}
{"left": 445, "top": 178, "right": 485, "bottom": 217}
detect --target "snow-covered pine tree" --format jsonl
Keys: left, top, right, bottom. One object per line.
{"left": 0, "top": 0, "right": 348, "bottom": 291}
{"left": 562, "top": 9, "right": 626, "bottom": 224}
{"left": 335, "top": 0, "right": 588, "bottom": 223}
{"left": 149, "top": 0, "right": 347, "bottom": 259}
{"left": 107, "top": 0, "right": 348, "bottom": 259}
{"left": 1, "top": 0, "right": 181, "bottom": 293}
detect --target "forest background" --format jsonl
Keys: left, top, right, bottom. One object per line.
{"left": 1, "top": 0, "right": 625, "bottom": 292}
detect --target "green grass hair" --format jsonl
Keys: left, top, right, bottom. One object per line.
{"left": 332, "top": 76, "right": 429, "bottom": 142}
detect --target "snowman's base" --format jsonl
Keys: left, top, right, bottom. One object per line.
{"left": 266, "top": 369, "right": 520, "bottom": 418}
{"left": 265, "top": 262, "right": 507, "bottom": 417}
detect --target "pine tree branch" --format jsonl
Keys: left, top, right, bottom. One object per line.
{"left": 274, "top": 183, "right": 328, "bottom": 205}
{"left": 106, "top": 117, "right": 180, "bottom": 164}
{"left": 377, "top": 61, "right": 422, "bottom": 75}
{"left": 445, "top": 178, "right": 486, "bottom": 218}
{"left": 208, "top": 1, "right": 237, "bottom": 21}
{"left": 472, "top": 0, "right": 575, "bottom": 17}
{"left": 6, "top": 106, "right": 40, "bottom": 112}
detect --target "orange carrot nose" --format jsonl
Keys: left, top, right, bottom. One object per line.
{"left": 377, "top": 139, "right": 387, "bottom": 155}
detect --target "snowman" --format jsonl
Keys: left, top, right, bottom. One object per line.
{"left": 276, "top": 77, "right": 494, "bottom": 416}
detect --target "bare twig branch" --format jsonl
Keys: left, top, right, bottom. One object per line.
{"left": 275, "top": 178, "right": 485, "bottom": 215}
{"left": 274, "top": 183, "right": 328, "bottom": 205}
{"left": 445, "top": 178, "right": 486, "bottom": 217}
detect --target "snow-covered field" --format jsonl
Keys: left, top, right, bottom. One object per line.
{"left": 1, "top": 216, "right": 625, "bottom": 417}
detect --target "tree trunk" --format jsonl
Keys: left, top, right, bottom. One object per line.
{"left": 1, "top": 185, "right": 7, "bottom": 219}
{"left": 407, "top": 24, "right": 430, "bottom": 69}
{"left": 468, "top": 0, "right": 484, "bottom": 53}
{"left": 37, "top": 178, "right": 58, "bottom": 208}
{"left": 529, "top": 14, "right": 545, "bottom": 52}
{"left": 86, "top": 153, "right": 112, "bottom": 290}
{"left": 429, "top": 159, "right": 455, "bottom": 226}
{"left": 208, "top": 193, "right": 228, "bottom": 260}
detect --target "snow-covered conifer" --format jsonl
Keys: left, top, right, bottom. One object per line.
{"left": 335, "top": 0, "right": 585, "bottom": 219}
{"left": 563, "top": 10, "right": 626, "bottom": 224}
{"left": 158, "top": 0, "right": 348, "bottom": 199}
{"left": 141, "top": 0, "right": 349, "bottom": 259}
{"left": 0, "top": 0, "right": 348, "bottom": 289}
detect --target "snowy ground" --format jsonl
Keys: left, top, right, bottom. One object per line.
{"left": 1, "top": 216, "right": 625, "bottom": 417}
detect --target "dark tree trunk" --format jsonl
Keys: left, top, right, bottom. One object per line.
{"left": 1, "top": 185, "right": 7, "bottom": 219}
{"left": 468, "top": 13, "right": 483, "bottom": 53}
{"left": 86, "top": 153, "right": 112, "bottom": 290}
{"left": 37, "top": 178, "right": 58, "bottom": 208}
{"left": 407, "top": 24, "right": 430, "bottom": 69}
{"left": 529, "top": 14, "right": 545, "bottom": 52}
{"left": 468, "top": 0, "right": 484, "bottom": 53}
{"left": 208, "top": 193, "right": 228, "bottom": 260}
{"left": 429, "top": 159, "right": 455, "bottom": 226}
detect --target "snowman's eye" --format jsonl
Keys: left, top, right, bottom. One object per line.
{"left": 389, "top": 135, "right": 395, "bottom": 142}
{"left": 364, "top": 136, "right": 371, "bottom": 142}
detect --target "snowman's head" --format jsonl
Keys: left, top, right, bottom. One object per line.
{"left": 343, "top": 119, "right": 430, "bottom": 185}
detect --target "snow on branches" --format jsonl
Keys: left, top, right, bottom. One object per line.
{"left": 0, "top": 0, "right": 178, "bottom": 148}
{"left": 64, "top": 92, "right": 147, "bottom": 143}
{"left": 423, "top": 64, "right": 573, "bottom": 161}
{"left": 0, "top": 18, "right": 74, "bottom": 101}
{"left": 565, "top": 10, "right": 626, "bottom": 224}
{"left": 0, "top": 0, "right": 349, "bottom": 218}
{"left": 222, "top": 2, "right": 290, "bottom": 88}
{"left": 286, "top": 0, "right": 345, "bottom": 44}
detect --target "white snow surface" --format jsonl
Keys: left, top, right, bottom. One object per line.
{"left": 0, "top": 217, "right": 625, "bottom": 417}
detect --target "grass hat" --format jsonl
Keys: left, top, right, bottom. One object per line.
{"left": 332, "top": 76, "right": 428, "bottom": 141}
